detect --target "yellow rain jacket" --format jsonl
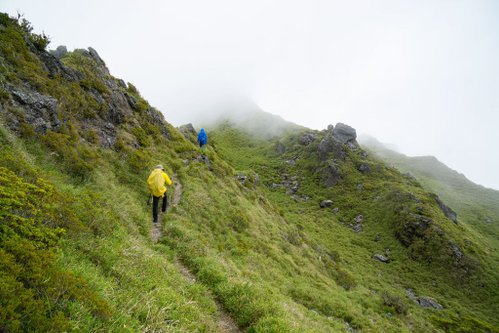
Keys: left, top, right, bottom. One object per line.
{"left": 147, "top": 168, "right": 172, "bottom": 197}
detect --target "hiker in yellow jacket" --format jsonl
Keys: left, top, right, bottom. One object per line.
{"left": 147, "top": 164, "right": 172, "bottom": 223}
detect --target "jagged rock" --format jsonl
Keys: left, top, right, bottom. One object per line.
{"left": 433, "top": 195, "right": 458, "bottom": 223}
{"left": 361, "top": 150, "right": 369, "bottom": 158}
{"left": 88, "top": 47, "right": 108, "bottom": 72}
{"left": 405, "top": 289, "right": 443, "bottom": 309}
{"left": 124, "top": 92, "right": 138, "bottom": 110}
{"left": 358, "top": 163, "right": 370, "bottom": 173}
{"left": 94, "top": 122, "right": 116, "bottom": 148}
{"left": 373, "top": 254, "right": 390, "bottom": 263}
{"left": 357, "top": 183, "right": 363, "bottom": 191}
{"left": 49, "top": 45, "right": 68, "bottom": 59}
{"left": 300, "top": 133, "right": 316, "bottom": 145}
{"left": 350, "top": 215, "right": 363, "bottom": 232}
{"left": 320, "top": 200, "right": 333, "bottom": 208}
{"left": 332, "top": 207, "right": 339, "bottom": 214}
{"left": 318, "top": 136, "right": 345, "bottom": 161}
{"left": 196, "top": 154, "right": 212, "bottom": 170}
{"left": 327, "top": 124, "right": 334, "bottom": 131}
{"left": 321, "top": 160, "right": 342, "bottom": 187}
{"left": 8, "top": 88, "right": 60, "bottom": 133}
{"left": 178, "top": 123, "right": 197, "bottom": 140}
{"left": 332, "top": 123, "right": 357, "bottom": 144}
{"left": 117, "top": 79, "right": 127, "bottom": 88}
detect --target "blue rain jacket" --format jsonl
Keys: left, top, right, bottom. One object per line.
{"left": 197, "top": 128, "right": 207, "bottom": 145}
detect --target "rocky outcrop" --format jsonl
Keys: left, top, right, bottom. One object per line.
{"left": 332, "top": 123, "right": 357, "bottom": 145}
{"left": 300, "top": 133, "right": 316, "bottom": 146}
{"left": 178, "top": 123, "right": 197, "bottom": 140}
{"left": 433, "top": 195, "right": 458, "bottom": 223}
{"left": 321, "top": 160, "right": 342, "bottom": 187}
{"left": 49, "top": 45, "right": 68, "bottom": 59}
{"left": 405, "top": 289, "right": 443, "bottom": 310}
{"left": 396, "top": 213, "right": 433, "bottom": 247}
{"left": 7, "top": 87, "right": 60, "bottom": 134}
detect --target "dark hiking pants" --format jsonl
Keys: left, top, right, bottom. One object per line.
{"left": 153, "top": 195, "right": 167, "bottom": 223}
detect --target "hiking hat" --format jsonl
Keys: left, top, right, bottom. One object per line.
{"left": 155, "top": 164, "right": 164, "bottom": 170}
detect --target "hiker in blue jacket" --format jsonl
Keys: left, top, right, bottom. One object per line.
{"left": 197, "top": 128, "right": 207, "bottom": 148}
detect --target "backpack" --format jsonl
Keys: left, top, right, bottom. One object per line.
{"left": 147, "top": 169, "right": 165, "bottom": 196}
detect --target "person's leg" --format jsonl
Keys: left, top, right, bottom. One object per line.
{"left": 162, "top": 194, "right": 168, "bottom": 212}
{"left": 152, "top": 196, "right": 160, "bottom": 223}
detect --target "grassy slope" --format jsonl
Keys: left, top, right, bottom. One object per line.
{"left": 360, "top": 140, "right": 499, "bottom": 266}
{"left": 209, "top": 124, "right": 499, "bottom": 332}
{"left": 1, "top": 13, "right": 498, "bottom": 333}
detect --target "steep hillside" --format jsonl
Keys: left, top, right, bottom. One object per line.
{"left": 360, "top": 136, "right": 499, "bottom": 246}
{"left": 210, "top": 123, "right": 499, "bottom": 332}
{"left": 1, "top": 13, "right": 498, "bottom": 333}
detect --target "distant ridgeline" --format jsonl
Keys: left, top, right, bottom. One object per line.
{"left": 1, "top": 12, "right": 498, "bottom": 332}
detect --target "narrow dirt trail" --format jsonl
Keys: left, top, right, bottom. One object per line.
{"left": 150, "top": 174, "right": 241, "bottom": 333}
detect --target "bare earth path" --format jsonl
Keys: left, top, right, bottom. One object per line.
{"left": 151, "top": 174, "right": 241, "bottom": 333}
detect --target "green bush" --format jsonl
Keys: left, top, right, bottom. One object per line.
{"left": 0, "top": 167, "right": 110, "bottom": 332}
{"left": 382, "top": 292, "right": 408, "bottom": 315}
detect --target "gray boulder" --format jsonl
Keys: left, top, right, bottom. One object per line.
{"left": 320, "top": 200, "right": 333, "bottom": 208}
{"left": 373, "top": 254, "right": 390, "bottom": 263}
{"left": 332, "top": 123, "right": 357, "bottom": 144}
{"left": 49, "top": 45, "right": 68, "bottom": 59}
{"left": 405, "top": 289, "right": 443, "bottom": 309}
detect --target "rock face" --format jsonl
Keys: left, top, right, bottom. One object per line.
{"left": 2, "top": 45, "right": 170, "bottom": 148}
{"left": 8, "top": 88, "right": 60, "bottom": 134}
{"left": 433, "top": 195, "right": 458, "bottom": 223}
{"left": 332, "top": 123, "right": 357, "bottom": 144}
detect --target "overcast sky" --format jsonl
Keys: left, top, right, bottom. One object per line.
{"left": 2, "top": 0, "right": 499, "bottom": 190}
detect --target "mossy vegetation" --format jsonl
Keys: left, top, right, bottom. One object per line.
{"left": 0, "top": 12, "right": 498, "bottom": 332}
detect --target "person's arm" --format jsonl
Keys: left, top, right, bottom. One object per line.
{"left": 162, "top": 172, "right": 173, "bottom": 186}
